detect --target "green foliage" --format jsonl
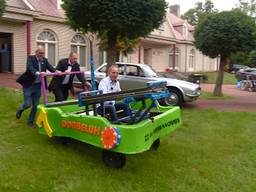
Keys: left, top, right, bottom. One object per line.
{"left": 62, "top": 0, "right": 167, "bottom": 67}
{"left": 182, "top": 0, "right": 218, "bottom": 25}
{"left": 97, "top": 32, "right": 139, "bottom": 59}
{"left": 194, "top": 10, "right": 256, "bottom": 58}
{"left": 62, "top": 0, "right": 167, "bottom": 39}
{"left": 237, "top": 0, "right": 256, "bottom": 17}
{"left": 230, "top": 51, "right": 251, "bottom": 65}
{"left": 0, "top": 0, "right": 6, "bottom": 16}
{"left": 248, "top": 50, "right": 256, "bottom": 67}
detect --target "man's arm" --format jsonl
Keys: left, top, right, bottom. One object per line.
{"left": 98, "top": 79, "right": 108, "bottom": 94}
{"left": 117, "top": 81, "right": 121, "bottom": 92}
{"left": 27, "top": 56, "right": 38, "bottom": 75}
{"left": 75, "top": 65, "right": 85, "bottom": 84}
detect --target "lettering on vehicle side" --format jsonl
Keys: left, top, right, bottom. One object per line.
{"left": 61, "top": 120, "right": 101, "bottom": 136}
{"left": 144, "top": 118, "right": 180, "bottom": 142}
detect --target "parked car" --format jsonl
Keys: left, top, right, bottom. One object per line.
{"left": 75, "top": 63, "right": 201, "bottom": 107}
{"left": 235, "top": 67, "right": 256, "bottom": 81}
{"left": 231, "top": 64, "right": 249, "bottom": 73}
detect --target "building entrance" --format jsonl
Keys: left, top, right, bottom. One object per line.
{"left": 0, "top": 33, "right": 12, "bottom": 73}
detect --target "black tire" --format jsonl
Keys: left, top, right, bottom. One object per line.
{"left": 151, "top": 139, "right": 160, "bottom": 150}
{"left": 162, "top": 88, "right": 183, "bottom": 107}
{"left": 102, "top": 150, "right": 126, "bottom": 168}
{"left": 52, "top": 137, "right": 69, "bottom": 146}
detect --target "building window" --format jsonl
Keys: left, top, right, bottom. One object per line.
{"left": 37, "top": 30, "right": 57, "bottom": 65}
{"left": 168, "top": 47, "right": 180, "bottom": 68}
{"left": 189, "top": 49, "right": 195, "bottom": 69}
{"left": 99, "top": 51, "right": 107, "bottom": 65}
{"left": 71, "top": 34, "right": 87, "bottom": 67}
{"left": 182, "top": 25, "right": 188, "bottom": 38}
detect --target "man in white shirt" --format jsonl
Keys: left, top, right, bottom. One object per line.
{"left": 97, "top": 65, "right": 131, "bottom": 121}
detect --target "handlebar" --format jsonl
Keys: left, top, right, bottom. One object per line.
{"left": 39, "top": 71, "right": 84, "bottom": 77}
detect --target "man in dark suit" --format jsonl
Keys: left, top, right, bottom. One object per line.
{"left": 48, "top": 52, "right": 90, "bottom": 101}
{"left": 16, "top": 46, "right": 56, "bottom": 127}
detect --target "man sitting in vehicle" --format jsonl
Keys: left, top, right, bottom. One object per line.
{"left": 97, "top": 64, "right": 131, "bottom": 121}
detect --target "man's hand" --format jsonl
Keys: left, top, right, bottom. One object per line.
{"left": 56, "top": 70, "right": 63, "bottom": 75}
{"left": 70, "top": 93, "right": 76, "bottom": 99}
{"left": 85, "top": 81, "right": 92, "bottom": 88}
{"left": 36, "top": 71, "right": 47, "bottom": 76}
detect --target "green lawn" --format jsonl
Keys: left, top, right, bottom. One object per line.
{"left": 1, "top": 88, "right": 256, "bottom": 192}
{"left": 200, "top": 90, "right": 234, "bottom": 100}
{"left": 196, "top": 72, "right": 237, "bottom": 84}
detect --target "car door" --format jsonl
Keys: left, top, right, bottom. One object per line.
{"left": 120, "top": 64, "right": 148, "bottom": 90}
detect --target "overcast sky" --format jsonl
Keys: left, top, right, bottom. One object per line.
{"left": 166, "top": 0, "right": 240, "bottom": 14}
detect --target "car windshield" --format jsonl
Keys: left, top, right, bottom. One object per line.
{"left": 142, "top": 65, "right": 158, "bottom": 77}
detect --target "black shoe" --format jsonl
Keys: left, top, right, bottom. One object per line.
{"left": 16, "top": 109, "right": 23, "bottom": 119}
{"left": 27, "top": 122, "right": 35, "bottom": 128}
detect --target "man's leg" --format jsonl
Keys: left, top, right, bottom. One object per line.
{"left": 61, "top": 85, "right": 69, "bottom": 101}
{"left": 16, "top": 87, "right": 33, "bottom": 119}
{"left": 97, "top": 105, "right": 118, "bottom": 121}
{"left": 115, "top": 102, "right": 132, "bottom": 116}
{"left": 53, "top": 87, "right": 65, "bottom": 102}
{"left": 28, "top": 84, "right": 41, "bottom": 125}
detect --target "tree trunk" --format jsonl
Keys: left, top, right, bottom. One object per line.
{"left": 116, "top": 51, "right": 120, "bottom": 62}
{"left": 213, "top": 55, "right": 227, "bottom": 96}
{"left": 106, "top": 31, "right": 117, "bottom": 75}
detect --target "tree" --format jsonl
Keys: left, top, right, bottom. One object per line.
{"left": 62, "top": 0, "right": 167, "bottom": 70}
{"left": 97, "top": 32, "right": 139, "bottom": 62}
{"left": 0, "top": 0, "right": 6, "bottom": 16}
{"left": 194, "top": 10, "right": 256, "bottom": 96}
{"left": 248, "top": 50, "right": 256, "bottom": 67}
{"left": 237, "top": 0, "right": 256, "bottom": 17}
{"left": 230, "top": 1, "right": 256, "bottom": 66}
{"left": 182, "top": 0, "right": 218, "bottom": 25}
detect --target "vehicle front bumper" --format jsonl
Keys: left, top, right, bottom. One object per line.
{"left": 184, "top": 87, "right": 201, "bottom": 102}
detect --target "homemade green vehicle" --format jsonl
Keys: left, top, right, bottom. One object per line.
{"left": 36, "top": 73, "right": 181, "bottom": 168}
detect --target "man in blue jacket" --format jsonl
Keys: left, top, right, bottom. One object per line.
{"left": 16, "top": 46, "right": 56, "bottom": 127}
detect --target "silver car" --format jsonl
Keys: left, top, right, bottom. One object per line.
{"left": 82, "top": 62, "right": 201, "bottom": 107}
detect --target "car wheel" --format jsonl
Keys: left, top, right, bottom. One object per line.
{"left": 162, "top": 88, "right": 183, "bottom": 107}
{"left": 102, "top": 150, "right": 126, "bottom": 168}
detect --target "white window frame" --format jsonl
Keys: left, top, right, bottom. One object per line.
{"left": 168, "top": 47, "right": 180, "bottom": 69}
{"left": 71, "top": 34, "right": 87, "bottom": 67}
{"left": 36, "top": 30, "right": 57, "bottom": 65}
{"left": 189, "top": 49, "right": 195, "bottom": 71}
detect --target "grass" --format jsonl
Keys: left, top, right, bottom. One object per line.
{"left": 195, "top": 72, "right": 237, "bottom": 85}
{"left": 1, "top": 88, "right": 256, "bottom": 192}
{"left": 200, "top": 90, "right": 234, "bottom": 100}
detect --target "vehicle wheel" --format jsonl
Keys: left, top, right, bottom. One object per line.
{"left": 151, "top": 139, "right": 160, "bottom": 150}
{"left": 102, "top": 150, "right": 126, "bottom": 168}
{"left": 162, "top": 88, "right": 183, "bottom": 107}
{"left": 52, "top": 137, "right": 69, "bottom": 146}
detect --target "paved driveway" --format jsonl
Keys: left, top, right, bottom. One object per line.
{"left": 0, "top": 73, "right": 21, "bottom": 89}
{"left": 0, "top": 73, "right": 255, "bottom": 112}
{"left": 186, "top": 84, "right": 256, "bottom": 112}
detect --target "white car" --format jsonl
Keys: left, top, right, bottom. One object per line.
{"left": 80, "top": 62, "right": 201, "bottom": 107}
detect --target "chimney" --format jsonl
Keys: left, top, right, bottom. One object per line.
{"left": 169, "top": 5, "right": 180, "bottom": 17}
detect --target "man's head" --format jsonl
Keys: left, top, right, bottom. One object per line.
{"left": 108, "top": 65, "right": 119, "bottom": 82}
{"left": 69, "top": 52, "right": 78, "bottom": 65}
{"left": 35, "top": 46, "right": 45, "bottom": 60}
